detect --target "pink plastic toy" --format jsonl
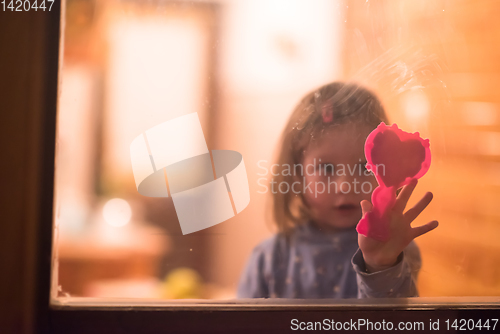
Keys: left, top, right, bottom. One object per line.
{"left": 356, "top": 123, "right": 431, "bottom": 242}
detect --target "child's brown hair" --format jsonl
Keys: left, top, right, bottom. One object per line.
{"left": 272, "top": 81, "right": 389, "bottom": 234}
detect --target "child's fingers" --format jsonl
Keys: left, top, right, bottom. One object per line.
{"left": 393, "top": 179, "right": 418, "bottom": 213}
{"left": 360, "top": 200, "right": 372, "bottom": 217}
{"left": 411, "top": 220, "right": 439, "bottom": 239}
{"left": 404, "top": 192, "right": 433, "bottom": 223}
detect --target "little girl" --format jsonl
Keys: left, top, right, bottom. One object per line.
{"left": 237, "top": 82, "right": 438, "bottom": 299}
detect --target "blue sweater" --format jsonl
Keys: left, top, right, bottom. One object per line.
{"left": 237, "top": 220, "right": 421, "bottom": 299}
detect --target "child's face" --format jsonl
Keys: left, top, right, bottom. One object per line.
{"left": 301, "top": 122, "right": 378, "bottom": 231}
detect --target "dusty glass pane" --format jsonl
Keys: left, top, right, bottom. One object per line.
{"left": 52, "top": 0, "right": 500, "bottom": 304}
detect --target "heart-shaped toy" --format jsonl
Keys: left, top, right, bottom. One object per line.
{"left": 356, "top": 123, "right": 431, "bottom": 241}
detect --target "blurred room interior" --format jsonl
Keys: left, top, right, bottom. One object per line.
{"left": 53, "top": 0, "right": 500, "bottom": 300}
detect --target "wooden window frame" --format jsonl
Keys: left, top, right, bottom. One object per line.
{"left": 16, "top": 2, "right": 499, "bottom": 333}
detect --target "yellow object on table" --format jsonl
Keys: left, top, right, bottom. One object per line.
{"left": 161, "top": 267, "right": 202, "bottom": 299}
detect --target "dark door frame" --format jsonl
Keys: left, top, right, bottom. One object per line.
{"left": 0, "top": 1, "right": 498, "bottom": 334}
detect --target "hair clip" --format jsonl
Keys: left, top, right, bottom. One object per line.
{"left": 321, "top": 106, "right": 333, "bottom": 123}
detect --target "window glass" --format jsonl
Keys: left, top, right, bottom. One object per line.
{"left": 53, "top": 0, "right": 500, "bottom": 303}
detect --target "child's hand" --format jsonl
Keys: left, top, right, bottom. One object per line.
{"left": 358, "top": 179, "right": 438, "bottom": 273}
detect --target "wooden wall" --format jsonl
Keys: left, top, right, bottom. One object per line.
{"left": 343, "top": 0, "right": 500, "bottom": 296}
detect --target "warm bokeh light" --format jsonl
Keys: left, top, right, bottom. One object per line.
{"left": 102, "top": 198, "right": 132, "bottom": 227}
{"left": 401, "top": 89, "right": 430, "bottom": 128}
